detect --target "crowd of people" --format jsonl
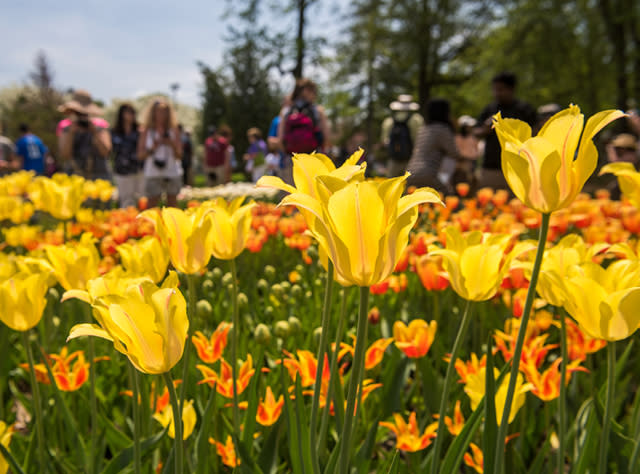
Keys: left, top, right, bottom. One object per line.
{"left": 0, "top": 73, "right": 638, "bottom": 207}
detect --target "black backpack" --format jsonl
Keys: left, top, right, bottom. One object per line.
{"left": 388, "top": 115, "right": 413, "bottom": 161}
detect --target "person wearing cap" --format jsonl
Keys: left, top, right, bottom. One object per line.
{"left": 0, "top": 127, "right": 18, "bottom": 176}
{"left": 606, "top": 133, "right": 639, "bottom": 165}
{"left": 380, "top": 94, "right": 425, "bottom": 177}
{"left": 58, "top": 89, "right": 112, "bottom": 180}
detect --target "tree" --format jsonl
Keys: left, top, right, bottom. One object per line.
{"left": 197, "top": 62, "right": 228, "bottom": 143}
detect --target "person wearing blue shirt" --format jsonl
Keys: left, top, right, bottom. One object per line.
{"left": 15, "top": 124, "right": 47, "bottom": 175}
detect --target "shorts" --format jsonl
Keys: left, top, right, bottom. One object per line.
{"left": 144, "top": 176, "right": 182, "bottom": 198}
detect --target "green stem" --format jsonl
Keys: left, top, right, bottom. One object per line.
{"left": 494, "top": 212, "right": 550, "bottom": 474}
{"left": 337, "top": 286, "right": 369, "bottom": 474}
{"left": 310, "top": 262, "right": 334, "bottom": 474}
{"left": 180, "top": 274, "right": 198, "bottom": 416}
{"left": 163, "top": 371, "right": 183, "bottom": 474}
{"left": 85, "top": 306, "right": 98, "bottom": 474}
{"left": 598, "top": 342, "right": 616, "bottom": 474}
{"left": 23, "top": 331, "right": 47, "bottom": 473}
{"left": 430, "top": 299, "right": 472, "bottom": 474}
{"left": 229, "top": 259, "right": 241, "bottom": 454}
{"left": 558, "top": 311, "right": 568, "bottom": 473}
{"left": 318, "top": 288, "right": 349, "bottom": 453}
{"left": 130, "top": 364, "right": 142, "bottom": 474}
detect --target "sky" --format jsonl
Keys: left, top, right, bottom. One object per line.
{"left": 0, "top": 0, "right": 345, "bottom": 107}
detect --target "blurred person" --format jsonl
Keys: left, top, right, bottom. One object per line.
{"left": 15, "top": 123, "right": 47, "bottom": 175}
{"left": 244, "top": 127, "right": 267, "bottom": 182}
{"left": 454, "top": 115, "right": 482, "bottom": 187}
{"left": 534, "top": 103, "right": 562, "bottom": 134}
{"left": 476, "top": 72, "right": 536, "bottom": 189}
{"left": 111, "top": 103, "right": 142, "bottom": 208}
{"left": 179, "top": 124, "right": 193, "bottom": 186}
{"left": 58, "top": 89, "right": 112, "bottom": 180}
{"left": 264, "top": 139, "right": 281, "bottom": 177}
{"left": 406, "top": 98, "right": 460, "bottom": 194}
{"left": 606, "top": 133, "right": 638, "bottom": 165}
{"left": 204, "top": 125, "right": 231, "bottom": 186}
{"left": 0, "top": 128, "right": 17, "bottom": 175}
{"left": 137, "top": 98, "right": 183, "bottom": 207}
{"left": 278, "top": 78, "right": 330, "bottom": 184}
{"left": 381, "top": 94, "right": 424, "bottom": 177}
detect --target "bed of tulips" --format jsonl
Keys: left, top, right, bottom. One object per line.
{"left": 1, "top": 105, "right": 640, "bottom": 474}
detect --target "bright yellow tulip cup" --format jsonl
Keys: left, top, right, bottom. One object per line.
{"left": 66, "top": 272, "right": 189, "bottom": 474}
{"left": 276, "top": 165, "right": 442, "bottom": 474}
{"left": 489, "top": 104, "right": 624, "bottom": 474}
{"left": 0, "top": 269, "right": 51, "bottom": 472}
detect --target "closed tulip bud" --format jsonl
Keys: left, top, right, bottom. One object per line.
{"left": 307, "top": 246, "right": 318, "bottom": 260}
{"left": 196, "top": 300, "right": 213, "bottom": 320}
{"left": 313, "top": 327, "right": 323, "bottom": 345}
{"left": 0, "top": 271, "right": 50, "bottom": 331}
{"left": 264, "top": 306, "right": 275, "bottom": 318}
{"left": 314, "top": 278, "right": 323, "bottom": 288}
{"left": 295, "top": 264, "right": 305, "bottom": 274}
{"left": 368, "top": 306, "right": 380, "bottom": 325}
{"left": 288, "top": 316, "right": 302, "bottom": 334}
{"left": 280, "top": 281, "right": 291, "bottom": 292}
{"left": 211, "top": 267, "right": 223, "bottom": 282}
{"left": 291, "top": 284, "right": 303, "bottom": 299}
{"left": 257, "top": 279, "right": 269, "bottom": 293}
{"left": 202, "top": 279, "right": 214, "bottom": 294}
{"left": 305, "top": 290, "right": 313, "bottom": 299}
{"left": 264, "top": 265, "right": 276, "bottom": 281}
{"left": 271, "top": 283, "right": 283, "bottom": 299}
{"left": 274, "top": 320, "right": 290, "bottom": 338}
{"left": 222, "top": 272, "right": 233, "bottom": 287}
{"left": 237, "top": 292, "right": 248, "bottom": 309}
{"left": 48, "top": 287, "right": 60, "bottom": 301}
{"left": 255, "top": 323, "right": 272, "bottom": 345}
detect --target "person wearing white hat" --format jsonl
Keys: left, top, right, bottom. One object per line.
{"left": 380, "top": 94, "right": 424, "bottom": 177}
{"left": 58, "top": 89, "right": 112, "bottom": 180}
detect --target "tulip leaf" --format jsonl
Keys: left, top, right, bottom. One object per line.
{"left": 381, "top": 352, "right": 410, "bottom": 418}
{"left": 572, "top": 399, "right": 597, "bottom": 474}
{"left": 257, "top": 421, "right": 283, "bottom": 474}
{"left": 231, "top": 431, "right": 265, "bottom": 474}
{"left": 194, "top": 383, "right": 217, "bottom": 474}
{"left": 281, "top": 362, "right": 304, "bottom": 474}
{"left": 242, "top": 347, "right": 264, "bottom": 448}
{"left": 354, "top": 414, "right": 381, "bottom": 473}
{"left": 98, "top": 411, "right": 132, "bottom": 452}
{"left": 0, "top": 443, "right": 26, "bottom": 474}
{"left": 483, "top": 334, "right": 497, "bottom": 474}
{"left": 293, "top": 374, "right": 314, "bottom": 474}
{"left": 526, "top": 435, "right": 551, "bottom": 474}
{"left": 384, "top": 450, "right": 400, "bottom": 474}
{"left": 100, "top": 427, "right": 167, "bottom": 474}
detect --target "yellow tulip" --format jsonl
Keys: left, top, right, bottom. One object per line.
{"left": 281, "top": 173, "right": 442, "bottom": 286}
{"left": 117, "top": 236, "right": 169, "bottom": 283}
{"left": 256, "top": 149, "right": 366, "bottom": 198}
{"left": 153, "top": 399, "right": 197, "bottom": 440}
{"left": 0, "top": 421, "right": 14, "bottom": 474}
{"left": 67, "top": 273, "right": 189, "bottom": 374}
{"left": 0, "top": 254, "right": 16, "bottom": 280}
{"left": 140, "top": 206, "right": 214, "bottom": 274}
{"left": 0, "top": 196, "right": 34, "bottom": 224}
{"left": 561, "top": 260, "right": 640, "bottom": 341}
{"left": 201, "top": 196, "right": 256, "bottom": 260}
{"left": 61, "top": 267, "right": 153, "bottom": 304}
{"left": 44, "top": 233, "right": 101, "bottom": 291}
{"left": 0, "top": 170, "right": 35, "bottom": 197}
{"left": 464, "top": 368, "right": 531, "bottom": 426}
{"left": 429, "top": 227, "right": 534, "bottom": 301}
{"left": 600, "top": 162, "right": 640, "bottom": 208}
{"left": 27, "top": 174, "right": 85, "bottom": 220}
{"left": 493, "top": 105, "right": 624, "bottom": 213}
{"left": 533, "top": 234, "right": 608, "bottom": 307}
{"left": 0, "top": 271, "right": 50, "bottom": 332}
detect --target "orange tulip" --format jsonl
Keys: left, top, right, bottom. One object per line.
{"left": 191, "top": 322, "right": 231, "bottom": 364}
{"left": 454, "top": 353, "right": 486, "bottom": 384}
{"left": 256, "top": 386, "right": 284, "bottom": 426}
{"left": 522, "top": 358, "right": 588, "bottom": 402}
{"left": 393, "top": 319, "right": 437, "bottom": 358}
{"left": 379, "top": 412, "right": 438, "bottom": 452}
{"left": 197, "top": 355, "right": 255, "bottom": 398}
{"left": 415, "top": 254, "right": 449, "bottom": 291}
{"left": 210, "top": 435, "right": 239, "bottom": 467}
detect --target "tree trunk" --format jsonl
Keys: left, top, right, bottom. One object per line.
{"left": 293, "top": 0, "right": 306, "bottom": 79}
{"left": 599, "top": 0, "right": 629, "bottom": 109}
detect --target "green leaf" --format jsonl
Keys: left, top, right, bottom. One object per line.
{"left": 98, "top": 411, "right": 132, "bottom": 452}
{"left": 194, "top": 382, "right": 217, "bottom": 474}
{"left": 483, "top": 334, "right": 497, "bottom": 474}
{"left": 385, "top": 450, "right": 400, "bottom": 474}
{"left": 293, "top": 374, "right": 314, "bottom": 474}
{"left": 281, "top": 362, "right": 304, "bottom": 474}
{"left": 572, "top": 399, "right": 597, "bottom": 474}
{"left": 354, "top": 415, "right": 381, "bottom": 474}
{"left": 0, "top": 443, "right": 26, "bottom": 474}
{"left": 526, "top": 435, "right": 551, "bottom": 474}
{"left": 100, "top": 428, "right": 167, "bottom": 474}
{"left": 242, "top": 347, "right": 264, "bottom": 448}
{"left": 257, "top": 421, "right": 282, "bottom": 474}
{"left": 232, "top": 431, "right": 265, "bottom": 474}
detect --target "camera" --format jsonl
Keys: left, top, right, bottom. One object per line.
{"left": 77, "top": 117, "right": 90, "bottom": 128}
{"left": 163, "top": 131, "right": 170, "bottom": 139}
{"left": 153, "top": 158, "right": 167, "bottom": 169}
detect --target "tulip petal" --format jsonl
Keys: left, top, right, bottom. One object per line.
{"left": 67, "top": 323, "right": 114, "bottom": 342}
{"left": 255, "top": 175, "right": 298, "bottom": 194}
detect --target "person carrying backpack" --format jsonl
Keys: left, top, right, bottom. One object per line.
{"left": 277, "top": 78, "right": 330, "bottom": 185}
{"left": 381, "top": 94, "right": 424, "bottom": 177}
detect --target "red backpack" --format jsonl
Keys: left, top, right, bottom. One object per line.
{"left": 283, "top": 101, "right": 320, "bottom": 154}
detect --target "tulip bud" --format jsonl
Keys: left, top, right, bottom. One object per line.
{"left": 288, "top": 316, "right": 302, "bottom": 334}
{"left": 313, "top": 327, "right": 322, "bottom": 346}
{"left": 226, "top": 284, "right": 234, "bottom": 294}
{"left": 48, "top": 287, "right": 60, "bottom": 301}
{"left": 264, "top": 265, "right": 276, "bottom": 281}
{"left": 196, "top": 300, "right": 213, "bottom": 320}
{"left": 291, "top": 284, "right": 303, "bottom": 299}
{"left": 264, "top": 306, "right": 275, "bottom": 318}
{"left": 211, "top": 267, "right": 223, "bottom": 283}
{"left": 368, "top": 306, "right": 380, "bottom": 325}
{"left": 271, "top": 283, "right": 283, "bottom": 299}
{"left": 237, "top": 292, "right": 248, "bottom": 309}
{"left": 305, "top": 290, "right": 313, "bottom": 299}
{"left": 202, "top": 279, "right": 214, "bottom": 294}
{"left": 314, "top": 278, "right": 323, "bottom": 288}
{"left": 274, "top": 320, "right": 290, "bottom": 338}
{"left": 280, "top": 281, "right": 291, "bottom": 292}
{"left": 295, "top": 264, "right": 305, "bottom": 274}
{"left": 255, "top": 323, "right": 272, "bottom": 345}
{"left": 222, "top": 272, "right": 233, "bottom": 287}
{"left": 306, "top": 246, "right": 318, "bottom": 260}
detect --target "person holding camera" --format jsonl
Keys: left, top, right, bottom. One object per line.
{"left": 137, "top": 98, "right": 183, "bottom": 207}
{"left": 58, "top": 89, "right": 112, "bottom": 180}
